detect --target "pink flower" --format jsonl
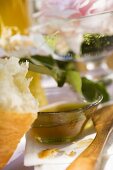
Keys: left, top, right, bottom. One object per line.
{"left": 33, "top": 0, "right": 113, "bottom": 54}
{"left": 38, "top": 0, "right": 113, "bottom": 19}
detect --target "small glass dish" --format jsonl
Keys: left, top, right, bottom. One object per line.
{"left": 31, "top": 10, "right": 113, "bottom": 82}
{"left": 31, "top": 86, "right": 102, "bottom": 144}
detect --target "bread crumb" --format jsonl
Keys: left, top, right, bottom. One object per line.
{"left": 66, "top": 151, "right": 76, "bottom": 157}
{"left": 76, "top": 138, "right": 93, "bottom": 148}
{"left": 38, "top": 148, "right": 59, "bottom": 158}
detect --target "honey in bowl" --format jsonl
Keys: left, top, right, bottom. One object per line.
{"left": 31, "top": 101, "right": 100, "bottom": 144}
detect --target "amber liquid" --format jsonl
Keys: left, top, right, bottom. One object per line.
{"left": 31, "top": 102, "right": 88, "bottom": 144}
{"left": 0, "top": 0, "right": 31, "bottom": 34}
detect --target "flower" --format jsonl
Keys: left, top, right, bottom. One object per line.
{"left": 33, "top": 0, "right": 113, "bottom": 54}
{"left": 38, "top": 0, "right": 113, "bottom": 19}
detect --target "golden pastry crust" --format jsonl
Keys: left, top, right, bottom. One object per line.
{"left": 0, "top": 111, "right": 37, "bottom": 169}
{"left": 27, "top": 71, "right": 48, "bottom": 107}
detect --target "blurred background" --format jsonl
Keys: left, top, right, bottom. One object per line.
{"left": 0, "top": 0, "right": 113, "bottom": 69}
{"left": 0, "top": 0, "right": 113, "bottom": 104}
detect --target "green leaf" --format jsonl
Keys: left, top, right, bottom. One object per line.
{"left": 66, "top": 70, "right": 82, "bottom": 93}
{"left": 31, "top": 55, "right": 55, "bottom": 69}
{"left": 29, "top": 63, "right": 55, "bottom": 77}
{"left": 94, "top": 81, "right": 110, "bottom": 103}
{"left": 20, "top": 55, "right": 109, "bottom": 103}
{"left": 20, "top": 55, "right": 67, "bottom": 87}
{"left": 82, "top": 77, "right": 110, "bottom": 102}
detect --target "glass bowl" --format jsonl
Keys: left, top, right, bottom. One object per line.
{"left": 31, "top": 86, "right": 102, "bottom": 144}
{"left": 31, "top": 10, "right": 113, "bottom": 82}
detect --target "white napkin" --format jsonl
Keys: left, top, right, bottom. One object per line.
{"left": 24, "top": 132, "right": 95, "bottom": 169}
{"left": 34, "top": 164, "right": 69, "bottom": 170}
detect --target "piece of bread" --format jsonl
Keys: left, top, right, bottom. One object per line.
{"left": 0, "top": 57, "right": 38, "bottom": 169}
{"left": 27, "top": 71, "right": 48, "bottom": 107}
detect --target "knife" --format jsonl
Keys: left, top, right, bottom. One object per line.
{"left": 67, "top": 103, "right": 113, "bottom": 170}
{"left": 96, "top": 126, "right": 113, "bottom": 170}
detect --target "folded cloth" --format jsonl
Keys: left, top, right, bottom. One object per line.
{"left": 24, "top": 132, "right": 95, "bottom": 169}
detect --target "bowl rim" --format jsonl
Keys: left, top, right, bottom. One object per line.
{"left": 32, "top": 9, "right": 113, "bottom": 24}
{"left": 38, "top": 92, "right": 103, "bottom": 115}
{"left": 67, "top": 10, "right": 113, "bottom": 22}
